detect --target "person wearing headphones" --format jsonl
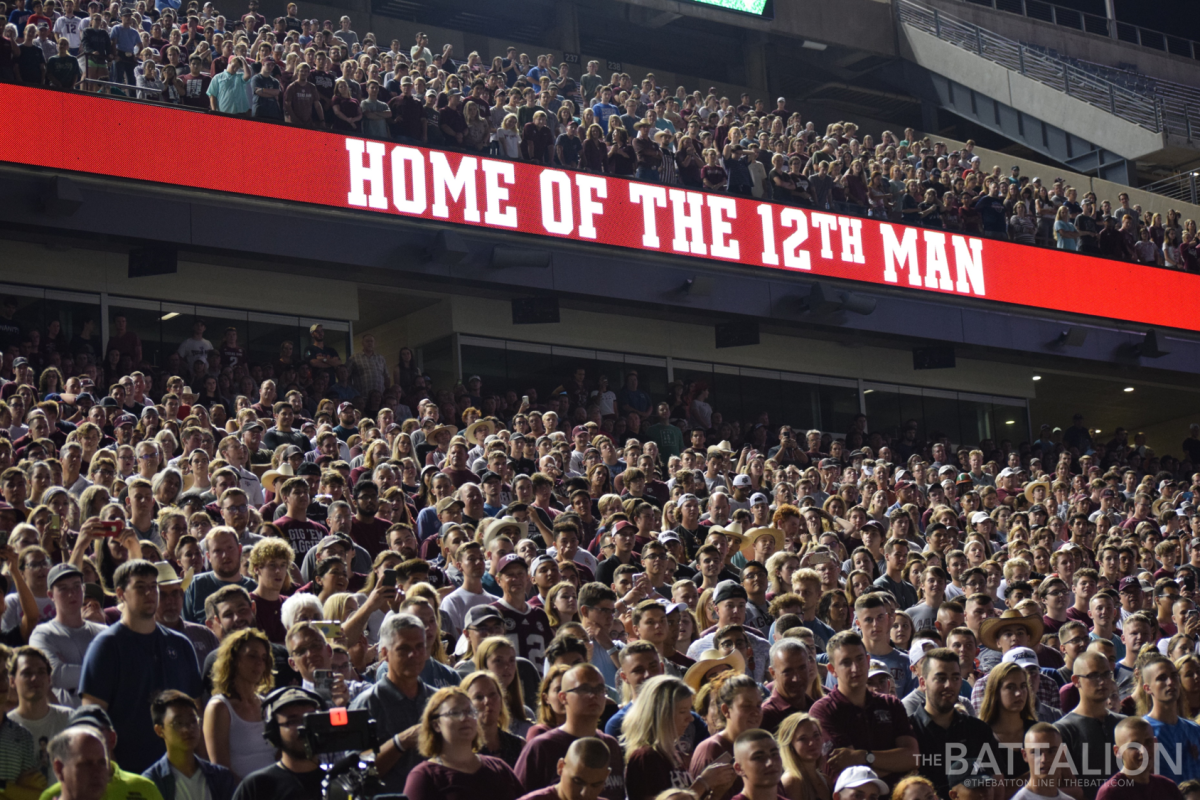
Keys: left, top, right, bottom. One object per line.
{"left": 232, "top": 687, "right": 326, "bottom": 800}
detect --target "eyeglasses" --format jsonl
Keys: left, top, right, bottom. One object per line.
{"left": 1079, "top": 671, "right": 1113, "bottom": 683}
{"left": 564, "top": 684, "right": 606, "bottom": 697}
{"left": 435, "top": 708, "right": 478, "bottom": 721}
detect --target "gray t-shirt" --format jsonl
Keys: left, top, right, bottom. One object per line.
{"left": 28, "top": 618, "right": 108, "bottom": 707}
{"left": 906, "top": 602, "right": 938, "bottom": 632}
{"left": 1055, "top": 711, "right": 1124, "bottom": 800}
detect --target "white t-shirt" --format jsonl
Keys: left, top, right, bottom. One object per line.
{"left": 177, "top": 337, "right": 214, "bottom": 367}
{"left": 172, "top": 762, "right": 212, "bottom": 800}
{"left": 440, "top": 585, "right": 499, "bottom": 637}
{"left": 2, "top": 595, "right": 56, "bottom": 634}
{"left": 590, "top": 389, "right": 617, "bottom": 417}
{"left": 8, "top": 704, "right": 72, "bottom": 779}
{"left": 53, "top": 15, "right": 82, "bottom": 48}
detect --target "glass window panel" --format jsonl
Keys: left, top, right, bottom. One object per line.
{"left": 461, "top": 344, "right": 509, "bottom": 397}
{"left": 959, "top": 398, "right": 994, "bottom": 446}
{"left": 736, "top": 375, "right": 785, "bottom": 433}
{"left": 106, "top": 303, "right": 161, "bottom": 377}
{"left": 778, "top": 379, "right": 817, "bottom": 432}
{"left": 994, "top": 403, "right": 1028, "bottom": 447}
{"left": 247, "top": 319, "right": 302, "bottom": 385}
{"left": 816, "top": 384, "right": 860, "bottom": 434}
{"left": 864, "top": 388, "right": 903, "bottom": 443}
{"left": 922, "top": 394, "right": 964, "bottom": 449}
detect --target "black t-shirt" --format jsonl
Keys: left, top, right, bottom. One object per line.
{"left": 80, "top": 26, "right": 109, "bottom": 57}
{"left": 302, "top": 344, "right": 340, "bottom": 377}
{"left": 17, "top": 44, "right": 44, "bottom": 83}
{"left": 250, "top": 73, "right": 283, "bottom": 119}
{"left": 232, "top": 763, "right": 327, "bottom": 800}
{"left": 555, "top": 133, "right": 581, "bottom": 166}
{"left": 974, "top": 195, "right": 1007, "bottom": 232}
{"left": 46, "top": 54, "right": 81, "bottom": 87}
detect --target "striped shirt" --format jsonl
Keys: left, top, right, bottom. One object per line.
{"left": 0, "top": 716, "right": 37, "bottom": 781}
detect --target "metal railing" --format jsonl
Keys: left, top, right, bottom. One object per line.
{"left": 898, "top": 0, "right": 1162, "bottom": 131}
{"left": 1141, "top": 170, "right": 1200, "bottom": 205}
{"left": 958, "top": 0, "right": 1200, "bottom": 62}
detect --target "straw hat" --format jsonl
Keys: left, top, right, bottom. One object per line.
{"left": 261, "top": 463, "right": 295, "bottom": 493}
{"left": 740, "top": 526, "right": 785, "bottom": 558}
{"left": 683, "top": 649, "right": 746, "bottom": 693}
{"left": 979, "top": 609, "right": 1045, "bottom": 652}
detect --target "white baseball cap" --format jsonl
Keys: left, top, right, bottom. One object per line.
{"left": 833, "top": 766, "right": 889, "bottom": 795}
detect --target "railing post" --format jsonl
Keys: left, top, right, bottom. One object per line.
{"left": 976, "top": 24, "right": 984, "bottom": 55}
{"left": 1020, "top": 0, "right": 1027, "bottom": 15}
{"left": 1155, "top": 98, "right": 1163, "bottom": 131}
{"left": 1018, "top": 44, "right": 1026, "bottom": 75}
{"left": 1050, "top": 5, "right": 1057, "bottom": 25}
{"left": 1187, "top": 104, "right": 1193, "bottom": 142}
{"left": 1190, "top": 172, "right": 1198, "bottom": 206}
{"left": 934, "top": 8, "right": 941, "bottom": 37}
{"left": 1109, "top": 84, "right": 1116, "bottom": 113}
{"left": 1064, "top": 66, "right": 1071, "bottom": 96}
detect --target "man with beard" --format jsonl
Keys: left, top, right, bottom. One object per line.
{"left": 183, "top": 527, "right": 257, "bottom": 623}
{"left": 77, "top": 560, "right": 202, "bottom": 773}
{"left": 349, "top": 479, "right": 390, "bottom": 559}
{"left": 910, "top": 648, "right": 1000, "bottom": 797}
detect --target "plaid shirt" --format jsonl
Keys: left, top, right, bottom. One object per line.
{"left": 347, "top": 351, "right": 389, "bottom": 396}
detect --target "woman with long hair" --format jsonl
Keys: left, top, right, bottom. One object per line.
{"left": 817, "top": 590, "right": 851, "bottom": 633}
{"left": 622, "top": 676, "right": 735, "bottom": 800}
{"left": 766, "top": 552, "right": 800, "bottom": 600}
{"left": 403, "top": 686, "right": 523, "bottom": 800}
{"left": 203, "top": 628, "right": 276, "bottom": 781}
{"left": 778, "top": 712, "right": 831, "bottom": 800}
{"left": 460, "top": 670, "right": 525, "bottom": 767}
{"left": 473, "top": 636, "right": 533, "bottom": 736}
{"left": 1176, "top": 653, "right": 1200, "bottom": 720}
{"left": 545, "top": 581, "right": 579, "bottom": 631}
{"left": 527, "top": 663, "right": 571, "bottom": 741}
{"left": 978, "top": 661, "right": 1036, "bottom": 784}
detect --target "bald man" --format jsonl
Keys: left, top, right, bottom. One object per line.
{"left": 515, "top": 738, "right": 614, "bottom": 800}
{"left": 1095, "top": 717, "right": 1184, "bottom": 800}
{"left": 1055, "top": 652, "right": 1125, "bottom": 800}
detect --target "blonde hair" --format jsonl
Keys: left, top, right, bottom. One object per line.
{"left": 535, "top": 664, "right": 571, "bottom": 727}
{"left": 473, "top": 636, "right": 528, "bottom": 724}
{"left": 777, "top": 712, "right": 822, "bottom": 783}
{"left": 619, "top": 675, "right": 693, "bottom": 766}
{"left": 322, "top": 592, "right": 356, "bottom": 622}
{"left": 460, "top": 670, "right": 511, "bottom": 731}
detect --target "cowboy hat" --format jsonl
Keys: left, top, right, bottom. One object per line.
{"left": 740, "top": 526, "right": 784, "bottom": 558}
{"left": 708, "top": 521, "right": 745, "bottom": 550}
{"left": 683, "top": 648, "right": 746, "bottom": 693}
{"left": 1023, "top": 479, "right": 1051, "bottom": 504}
{"left": 261, "top": 463, "right": 295, "bottom": 493}
{"left": 464, "top": 418, "right": 496, "bottom": 442}
{"left": 979, "top": 609, "right": 1044, "bottom": 652}
{"left": 428, "top": 424, "right": 458, "bottom": 441}
{"left": 154, "top": 561, "right": 194, "bottom": 593}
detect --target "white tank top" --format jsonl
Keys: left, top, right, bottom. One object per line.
{"left": 213, "top": 694, "right": 276, "bottom": 779}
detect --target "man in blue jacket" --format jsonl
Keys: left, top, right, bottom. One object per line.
{"left": 143, "top": 691, "right": 237, "bottom": 800}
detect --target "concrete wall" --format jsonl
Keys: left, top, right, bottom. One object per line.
{"left": 901, "top": 26, "right": 1167, "bottom": 159}
{"left": 444, "top": 294, "right": 1037, "bottom": 399}
{"left": 923, "top": 0, "right": 1200, "bottom": 88}
{"left": 0, "top": 240, "right": 359, "bottom": 320}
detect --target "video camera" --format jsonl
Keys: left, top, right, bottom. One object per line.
{"left": 299, "top": 708, "right": 403, "bottom": 800}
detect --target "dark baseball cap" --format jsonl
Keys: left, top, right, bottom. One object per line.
{"left": 714, "top": 580, "right": 748, "bottom": 605}
{"left": 69, "top": 705, "right": 114, "bottom": 732}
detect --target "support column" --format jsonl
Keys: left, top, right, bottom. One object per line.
{"left": 1104, "top": 0, "right": 1117, "bottom": 39}
{"left": 743, "top": 30, "right": 770, "bottom": 98}
{"left": 555, "top": 1, "right": 580, "bottom": 59}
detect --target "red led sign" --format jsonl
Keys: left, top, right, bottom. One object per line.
{"left": 4, "top": 85, "right": 1197, "bottom": 332}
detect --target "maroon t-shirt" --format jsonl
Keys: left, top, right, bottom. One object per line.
{"left": 690, "top": 734, "right": 737, "bottom": 800}
{"left": 1065, "top": 606, "right": 1094, "bottom": 629}
{"left": 350, "top": 515, "right": 392, "bottom": 560}
{"left": 273, "top": 515, "right": 329, "bottom": 558}
{"left": 252, "top": 592, "right": 287, "bottom": 644}
{"left": 626, "top": 746, "right": 692, "bottom": 800}
{"left": 809, "top": 688, "right": 914, "bottom": 786}
{"left": 760, "top": 689, "right": 812, "bottom": 734}
{"left": 1095, "top": 773, "right": 1183, "bottom": 800}
{"left": 404, "top": 755, "right": 523, "bottom": 800}
{"left": 514, "top": 728, "right": 625, "bottom": 800}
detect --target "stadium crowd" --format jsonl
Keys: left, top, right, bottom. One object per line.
{"left": 0, "top": 307, "right": 1192, "bottom": 800}
{"left": 1, "top": 0, "right": 1199, "bottom": 269}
